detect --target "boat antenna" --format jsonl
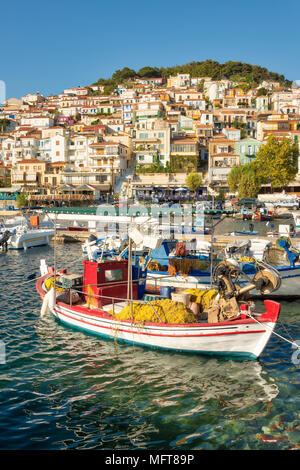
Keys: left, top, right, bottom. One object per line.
{"left": 210, "top": 214, "right": 226, "bottom": 288}
{"left": 53, "top": 213, "right": 58, "bottom": 301}
{"left": 127, "top": 230, "right": 133, "bottom": 319}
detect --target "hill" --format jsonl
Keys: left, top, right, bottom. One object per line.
{"left": 91, "top": 60, "right": 292, "bottom": 93}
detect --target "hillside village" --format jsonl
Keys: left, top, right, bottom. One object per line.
{"left": 1, "top": 69, "right": 300, "bottom": 207}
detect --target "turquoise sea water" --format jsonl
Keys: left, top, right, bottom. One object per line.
{"left": 0, "top": 240, "right": 299, "bottom": 450}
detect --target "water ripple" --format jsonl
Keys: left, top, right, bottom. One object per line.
{"left": 0, "top": 244, "right": 299, "bottom": 449}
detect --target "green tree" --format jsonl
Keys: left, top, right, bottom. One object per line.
{"left": 238, "top": 166, "right": 262, "bottom": 198}
{"left": 137, "top": 66, "right": 161, "bottom": 78}
{"left": 111, "top": 67, "right": 136, "bottom": 82}
{"left": 16, "top": 192, "right": 28, "bottom": 208}
{"left": 185, "top": 172, "right": 203, "bottom": 193}
{"left": 217, "top": 188, "right": 225, "bottom": 202}
{"left": 256, "top": 87, "right": 268, "bottom": 96}
{"left": 228, "top": 165, "right": 262, "bottom": 197}
{"left": 253, "top": 135, "right": 298, "bottom": 190}
{"left": 228, "top": 166, "right": 243, "bottom": 193}
{"left": 197, "top": 79, "right": 205, "bottom": 92}
{"left": 0, "top": 119, "right": 12, "bottom": 131}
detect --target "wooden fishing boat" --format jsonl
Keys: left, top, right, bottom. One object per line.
{"left": 36, "top": 256, "right": 281, "bottom": 360}
{"left": 230, "top": 230, "right": 259, "bottom": 236}
{"left": 233, "top": 208, "right": 253, "bottom": 220}
{"left": 252, "top": 212, "right": 273, "bottom": 221}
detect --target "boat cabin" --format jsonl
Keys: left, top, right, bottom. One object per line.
{"left": 82, "top": 259, "right": 147, "bottom": 308}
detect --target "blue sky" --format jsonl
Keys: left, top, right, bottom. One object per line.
{"left": 2, "top": 0, "right": 300, "bottom": 98}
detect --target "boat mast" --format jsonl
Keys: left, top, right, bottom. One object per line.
{"left": 53, "top": 213, "right": 58, "bottom": 303}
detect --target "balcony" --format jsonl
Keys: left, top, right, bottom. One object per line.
{"left": 134, "top": 137, "right": 159, "bottom": 143}
{"left": 90, "top": 153, "right": 120, "bottom": 159}
{"left": 134, "top": 146, "right": 158, "bottom": 153}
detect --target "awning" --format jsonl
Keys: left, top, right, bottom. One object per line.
{"left": 57, "top": 184, "right": 75, "bottom": 191}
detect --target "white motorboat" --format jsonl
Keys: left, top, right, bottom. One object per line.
{"left": 8, "top": 224, "right": 54, "bottom": 250}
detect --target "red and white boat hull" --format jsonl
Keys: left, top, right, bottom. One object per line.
{"left": 36, "top": 276, "right": 280, "bottom": 360}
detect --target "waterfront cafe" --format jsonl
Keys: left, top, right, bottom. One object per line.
{"left": 28, "top": 183, "right": 110, "bottom": 205}
{"left": 0, "top": 185, "right": 21, "bottom": 210}
{"left": 133, "top": 185, "right": 206, "bottom": 202}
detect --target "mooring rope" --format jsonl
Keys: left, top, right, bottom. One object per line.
{"left": 246, "top": 312, "right": 300, "bottom": 350}
{"left": 1, "top": 274, "right": 44, "bottom": 291}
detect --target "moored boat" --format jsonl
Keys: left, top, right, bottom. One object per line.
{"left": 252, "top": 210, "right": 273, "bottom": 221}
{"left": 8, "top": 225, "right": 54, "bottom": 250}
{"left": 233, "top": 208, "right": 253, "bottom": 220}
{"left": 36, "top": 248, "right": 281, "bottom": 360}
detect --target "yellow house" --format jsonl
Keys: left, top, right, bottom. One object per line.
{"left": 42, "top": 162, "right": 66, "bottom": 191}
{"left": 72, "top": 122, "right": 85, "bottom": 133}
{"left": 11, "top": 159, "right": 48, "bottom": 193}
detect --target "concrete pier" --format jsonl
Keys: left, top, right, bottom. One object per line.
{"left": 50, "top": 229, "right": 299, "bottom": 249}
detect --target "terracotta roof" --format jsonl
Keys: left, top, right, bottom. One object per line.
{"left": 18, "top": 159, "right": 47, "bottom": 164}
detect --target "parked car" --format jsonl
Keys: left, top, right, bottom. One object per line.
{"left": 273, "top": 199, "right": 299, "bottom": 210}
{"left": 237, "top": 198, "right": 264, "bottom": 208}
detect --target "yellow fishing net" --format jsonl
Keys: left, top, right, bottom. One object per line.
{"left": 111, "top": 298, "right": 198, "bottom": 324}
{"left": 44, "top": 277, "right": 64, "bottom": 292}
{"left": 238, "top": 256, "right": 256, "bottom": 263}
{"left": 184, "top": 288, "right": 218, "bottom": 312}
{"left": 147, "top": 260, "right": 168, "bottom": 272}
{"left": 168, "top": 259, "right": 210, "bottom": 276}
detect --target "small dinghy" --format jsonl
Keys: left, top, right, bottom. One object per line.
{"left": 230, "top": 223, "right": 259, "bottom": 237}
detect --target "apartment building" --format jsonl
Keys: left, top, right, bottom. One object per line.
{"left": 133, "top": 121, "right": 171, "bottom": 167}
{"left": 208, "top": 137, "right": 239, "bottom": 185}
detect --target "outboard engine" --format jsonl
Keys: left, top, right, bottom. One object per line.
{"left": 88, "top": 234, "right": 98, "bottom": 244}
{"left": 0, "top": 230, "right": 11, "bottom": 252}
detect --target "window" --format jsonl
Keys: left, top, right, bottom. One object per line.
{"left": 158, "top": 132, "right": 164, "bottom": 138}
{"left": 56, "top": 141, "right": 59, "bottom": 145}
{"left": 105, "top": 269, "right": 123, "bottom": 282}
{"left": 56, "top": 151, "right": 60, "bottom": 156}
{"left": 96, "top": 175, "right": 106, "bottom": 182}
